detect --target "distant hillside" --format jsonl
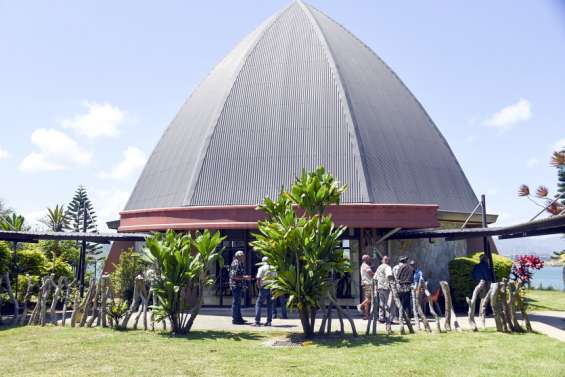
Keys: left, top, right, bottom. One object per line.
{"left": 495, "top": 234, "right": 564, "bottom": 256}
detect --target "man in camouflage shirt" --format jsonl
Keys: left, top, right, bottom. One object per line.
{"left": 230, "top": 250, "right": 249, "bottom": 324}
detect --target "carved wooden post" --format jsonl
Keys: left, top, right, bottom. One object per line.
{"left": 411, "top": 287, "right": 421, "bottom": 330}
{"left": 466, "top": 279, "right": 486, "bottom": 331}
{"left": 2, "top": 272, "right": 19, "bottom": 325}
{"left": 61, "top": 280, "right": 75, "bottom": 327}
{"left": 86, "top": 277, "right": 102, "bottom": 327}
{"left": 327, "top": 293, "right": 357, "bottom": 336}
{"left": 489, "top": 283, "right": 504, "bottom": 332}
{"left": 414, "top": 281, "right": 431, "bottom": 333}
{"left": 500, "top": 279, "right": 515, "bottom": 332}
{"left": 19, "top": 274, "right": 34, "bottom": 325}
{"left": 121, "top": 275, "right": 143, "bottom": 329}
{"left": 478, "top": 282, "right": 491, "bottom": 330}
{"left": 424, "top": 282, "right": 441, "bottom": 332}
{"left": 70, "top": 286, "right": 81, "bottom": 327}
{"left": 439, "top": 281, "right": 460, "bottom": 331}
{"left": 49, "top": 276, "right": 66, "bottom": 324}
{"left": 39, "top": 275, "right": 54, "bottom": 326}
{"left": 508, "top": 281, "right": 523, "bottom": 332}
{"left": 365, "top": 280, "right": 377, "bottom": 336}
{"left": 79, "top": 277, "right": 96, "bottom": 327}
{"left": 514, "top": 284, "right": 532, "bottom": 332}
{"left": 100, "top": 275, "right": 111, "bottom": 328}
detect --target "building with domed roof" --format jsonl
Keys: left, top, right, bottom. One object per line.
{"left": 105, "top": 1, "right": 496, "bottom": 306}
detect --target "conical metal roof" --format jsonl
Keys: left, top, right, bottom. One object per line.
{"left": 125, "top": 1, "right": 477, "bottom": 213}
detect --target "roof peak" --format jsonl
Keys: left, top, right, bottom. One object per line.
{"left": 126, "top": 2, "right": 478, "bottom": 213}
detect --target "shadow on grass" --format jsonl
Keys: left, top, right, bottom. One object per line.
{"left": 159, "top": 330, "right": 266, "bottom": 341}
{"left": 310, "top": 334, "right": 409, "bottom": 348}
{"left": 525, "top": 297, "right": 561, "bottom": 312}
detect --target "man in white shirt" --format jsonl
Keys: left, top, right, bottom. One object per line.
{"left": 374, "top": 255, "right": 393, "bottom": 323}
{"left": 357, "top": 254, "right": 374, "bottom": 319}
{"left": 253, "top": 256, "right": 274, "bottom": 326}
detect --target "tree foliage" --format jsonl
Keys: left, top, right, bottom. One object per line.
{"left": 66, "top": 185, "right": 102, "bottom": 259}
{"left": 142, "top": 229, "right": 225, "bottom": 334}
{"left": 519, "top": 149, "right": 565, "bottom": 215}
{"left": 251, "top": 166, "right": 349, "bottom": 338}
{"left": 0, "top": 213, "right": 26, "bottom": 231}
{"left": 0, "top": 241, "right": 10, "bottom": 274}
{"left": 41, "top": 204, "right": 69, "bottom": 232}
{"left": 111, "top": 248, "right": 148, "bottom": 303}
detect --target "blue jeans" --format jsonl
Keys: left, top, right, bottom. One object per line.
{"left": 232, "top": 286, "right": 243, "bottom": 322}
{"left": 255, "top": 288, "right": 273, "bottom": 324}
{"left": 273, "top": 294, "right": 288, "bottom": 318}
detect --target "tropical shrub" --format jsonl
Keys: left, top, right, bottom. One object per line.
{"left": 38, "top": 240, "right": 79, "bottom": 265}
{"left": 142, "top": 229, "right": 225, "bottom": 335}
{"left": 46, "top": 257, "right": 74, "bottom": 280}
{"left": 251, "top": 167, "right": 351, "bottom": 338}
{"left": 111, "top": 248, "right": 148, "bottom": 302}
{"left": 511, "top": 255, "right": 544, "bottom": 283}
{"left": 0, "top": 241, "right": 10, "bottom": 274}
{"left": 16, "top": 245, "right": 49, "bottom": 276}
{"left": 448, "top": 252, "right": 512, "bottom": 309}
{"left": 108, "top": 301, "right": 129, "bottom": 330}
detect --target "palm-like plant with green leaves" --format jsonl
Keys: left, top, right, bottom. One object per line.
{"left": 42, "top": 204, "right": 69, "bottom": 232}
{"left": 142, "top": 229, "right": 225, "bottom": 334}
{"left": 0, "top": 213, "right": 25, "bottom": 231}
{"left": 252, "top": 166, "right": 352, "bottom": 338}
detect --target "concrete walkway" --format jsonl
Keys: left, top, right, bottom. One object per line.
{"left": 137, "top": 307, "right": 565, "bottom": 341}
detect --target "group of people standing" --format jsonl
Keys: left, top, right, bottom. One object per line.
{"left": 229, "top": 251, "right": 287, "bottom": 326}
{"left": 358, "top": 254, "right": 424, "bottom": 322}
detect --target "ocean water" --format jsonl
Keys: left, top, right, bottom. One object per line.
{"left": 530, "top": 266, "right": 564, "bottom": 290}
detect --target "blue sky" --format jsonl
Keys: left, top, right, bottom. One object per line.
{"left": 0, "top": 1, "right": 563, "bottom": 253}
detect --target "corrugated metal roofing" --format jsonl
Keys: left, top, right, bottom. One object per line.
{"left": 125, "top": 1, "right": 478, "bottom": 213}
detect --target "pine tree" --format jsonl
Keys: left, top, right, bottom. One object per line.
{"left": 66, "top": 186, "right": 102, "bottom": 258}
{"left": 557, "top": 149, "right": 565, "bottom": 205}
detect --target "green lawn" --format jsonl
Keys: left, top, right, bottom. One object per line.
{"left": 525, "top": 289, "right": 565, "bottom": 312}
{"left": 0, "top": 326, "right": 564, "bottom": 376}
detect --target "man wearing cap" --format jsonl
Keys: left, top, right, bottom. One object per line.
{"left": 253, "top": 256, "right": 274, "bottom": 326}
{"left": 394, "top": 256, "right": 413, "bottom": 316}
{"left": 230, "top": 250, "right": 249, "bottom": 325}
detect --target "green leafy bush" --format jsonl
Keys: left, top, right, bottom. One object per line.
{"left": 0, "top": 241, "right": 11, "bottom": 274}
{"left": 448, "top": 252, "right": 512, "bottom": 309}
{"left": 38, "top": 240, "right": 79, "bottom": 265}
{"left": 16, "top": 245, "right": 49, "bottom": 276}
{"left": 46, "top": 257, "right": 74, "bottom": 280}
{"left": 111, "top": 248, "right": 148, "bottom": 303}
{"left": 16, "top": 274, "right": 41, "bottom": 301}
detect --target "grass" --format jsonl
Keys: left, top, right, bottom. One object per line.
{"left": 525, "top": 289, "right": 565, "bottom": 312}
{"left": 0, "top": 326, "right": 564, "bottom": 376}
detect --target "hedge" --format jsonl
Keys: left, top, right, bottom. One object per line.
{"left": 448, "top": 252, "right": 512, "bottom": 310}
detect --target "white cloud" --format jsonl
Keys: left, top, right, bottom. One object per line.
{"left": 91, "top": 189, "right": 130, "bottom": 231}
{"left": 61, "top": 101, "right": 126, "bottom": 138}
{"left": 526, "top": 157, "right": 539, "bottom": 168}
{"left": 483, "top": 98, "right": 532, "bottom": 129}
{"left": 19, "top": 128, "right": 92, "bottom": 172}
{"left": 98, "top": 147, "right": 146, "bottom": 180}
{"left": 0, "top": 146, "right": 10, "bottom": 160}
{"left": 551, "top": 138, "right": 565, "bottom": 152}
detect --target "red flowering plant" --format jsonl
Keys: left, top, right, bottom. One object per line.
{"left": 511, "top": 255, "right": 544, "bottom": 284}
